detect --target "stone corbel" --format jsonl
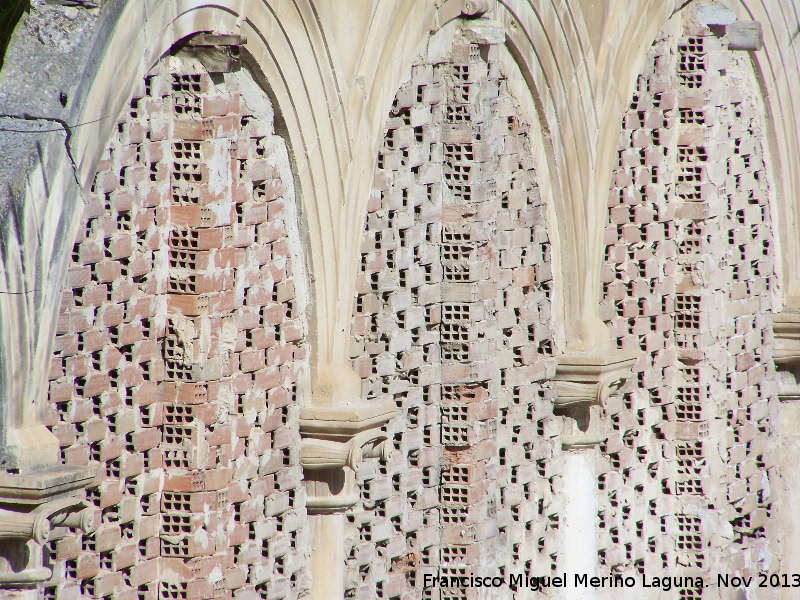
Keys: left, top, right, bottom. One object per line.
{"left": 553, "top": 350, "right": 638, "bottom": 449}
{"left": 773, "top": 312, "right": 800, "bottom": 402}
{"left": 300, "top": 366, "right": 395, "bottom": 513}
{"left": 182, "top": 33, "right": 248, "bottom": 74}
{"left": 302, "top": 430, "right": 392, "bottom": 472}
{"left": 0, "top": 465, "right": 96, "bottom": 588}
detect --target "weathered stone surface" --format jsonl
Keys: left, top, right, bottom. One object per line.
{"left": 0, "top": 1, "right": 798, "bottom": 599}
{"left": 599, "top": 18, "right": 778, "bottom": 590}
{"left": 728, "top": 21, "right": 764, "bottom": 51}
{"left": 348, "top": 25, "right": 560, "bottom": 597}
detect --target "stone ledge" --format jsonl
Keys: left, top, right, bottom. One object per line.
{"left": 0, "top": 465, "right": 96, "bottom": 503}
{"left": 299, "top": 399, "right": 397, "bottom": 439}
{"left": 553, "top": 349, "right": 638, "bottom": 450}
{"left": 773, "top": 311, "right": 800, "bottom": 363}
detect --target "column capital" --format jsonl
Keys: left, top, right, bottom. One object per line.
{"left": 773, "top": 311, "right": 800, "bottom": 364}
{"left": 553, "top": 349, "right": 638, "bottom": 449}
{"left": 300, "top": 365, "right": 396, "bottom": 513}
{"left": 554, "top": 349, "right": 639, "bottom": 407}
{"left": 772, "top": 311, "right": 800, "bottom": 402}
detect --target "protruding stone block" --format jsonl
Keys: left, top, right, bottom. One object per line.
{"left": 728, "top": 21, "right": 764, "bottom": 51}
{"left": 553, "top": 349, "right": 638, "bottom": 449}
{"left": 695, "top": 5, "right": 736, "bottom": 27}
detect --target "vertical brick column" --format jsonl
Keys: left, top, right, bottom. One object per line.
{"left": 669, "top": 22, "right": 776, "bottom": 593}
{"left": 670, "top": 33, "right": 718, "bottom": 598}
{"left": 696, "top": 23, "right": 776, "bottom": 584}
{"left": 599, "top": 11, "right": 779, "bottom": 597}
{"left": 350, "top": 23, "right": 560, "bottom": 600}
{"left": 598, "top": 24, "right": 682, "bottom": 584}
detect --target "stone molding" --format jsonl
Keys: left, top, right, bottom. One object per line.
{"left": 460, "top": 0, "right": 494, "bottom": 18}
{"left": 773, "top": 312, "right": 800, "bottom": 363}
{"left": 773, "top": 312, "right": 800, "bottom": 402}
{"left": 183, "top": 33, "right": 246, "bottom": 73}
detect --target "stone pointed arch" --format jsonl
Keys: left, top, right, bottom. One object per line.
{"left": 1, "top": 1, "right": 799, "bottom": 598}
{"left": 0, "top": 1, "right": 710, "bottom": 465}
{"left": 335, "top": 0, "right": 694, "bottom": 357}
{"left": 0, "top": 0, "right": 354, "bottom": 467}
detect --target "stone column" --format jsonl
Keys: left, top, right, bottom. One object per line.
{"left": 561, "top": 438, "right": 598, "bottom": 599}
{"left": 310, "top": 514, "right": 345, "bottom": 599}
{"left": 553, "top": 351, "right": 637, "bottom": 599}
{"left": 300, "top": 365, "right": 395, "bottom": 600}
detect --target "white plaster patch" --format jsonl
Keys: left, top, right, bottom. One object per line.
{"left": 205, "top": 138, "right": 233, "bottom": 216}
{"left": 169, "top": 312, "right": 196, "bottom": 364}
{"left": 208, "top": 566, "right": 224, "bottom": 584}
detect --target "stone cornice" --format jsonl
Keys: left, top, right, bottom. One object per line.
{"left": 0, "top": 465, "right": 96, "bottom": 503}
{"left": 299, "top": 400, "right": 396, "bottom": 441}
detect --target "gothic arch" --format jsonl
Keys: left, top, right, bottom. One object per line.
{"left": 348, "top": 22, "right": 561, "bottom": 595}
{"left": 0, "top": 0, "right": 351, "bottom": 467}
{"left": 1, "top": 2, "right": 713, "bottom": 465}
{"left": 2, "top": 1, "right": 800, "bottom": 598}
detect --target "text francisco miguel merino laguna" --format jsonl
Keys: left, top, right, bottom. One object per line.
{"left": 422, "top": 573, "right": 705, "bottom": 592}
